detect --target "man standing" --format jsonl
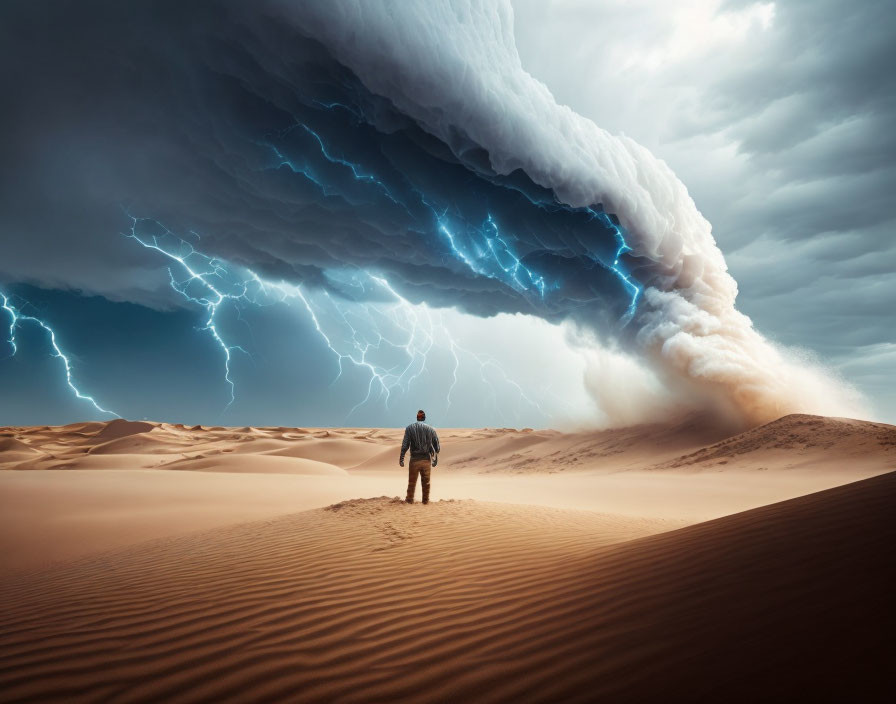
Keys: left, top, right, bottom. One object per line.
{"left": 399, "top": 409, "right": 441, "bottom": 504}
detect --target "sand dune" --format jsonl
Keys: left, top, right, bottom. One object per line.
{"left": 87, "top": 433, "right": 182, "bottom": 456}
{"left": 1, "top": 423, "right": 404, "bottom": 473}
{"left": 3, "top": 413, "right": 893, "bottom": 475}
{"left": 92, "top": 419, "right": 155, "bottom": 441}
{"left": 1, "top": 416, "right": 893, "bottom": 700}
{"left": 1, "top": 473, "right": 891, "bottom": 702}
{"left": 0, "top": 437, "right": 40, "bottom": 454}
{"left": 659, "top": 413, "right": 896, "bottom": 472}
{"left": 2, "top": 414, "right": 893, "bottom": 578}
{"left": 161, "top": 454, "right": 348, "bottom": 475}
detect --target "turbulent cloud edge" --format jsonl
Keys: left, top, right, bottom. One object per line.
{"left": 272, "top": 0, "right": 866, "bottom": 426}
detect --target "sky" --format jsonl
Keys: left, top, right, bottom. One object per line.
{"left": 0, "top": 0, "right": 892, "bottom": 428}
{"left": 512, "top": 0, "right": 896, "bottom": 421}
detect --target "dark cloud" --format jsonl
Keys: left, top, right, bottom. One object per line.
{"left": 1, "top": 0, "right": 891, "bottom": 425}
{"left": 0, "top": 0, "right": 648, "bottom": 426}
{"left": 0, "top": 0, "right": 634, "bottom": 331}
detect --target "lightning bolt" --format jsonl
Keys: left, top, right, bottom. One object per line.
{"left": 0, "top": 290, "right": 118, "bottom": 416}
{"left": 482, "top": 213, "right": 548, "bottom": 297}
{"left": 113, "top": 103, "right": 640, "bottom": 420}
{"left": 264, "top": 117, "right": 555, "bottom": 303}
{"left": 125, "top": 216, "right": 544, "bottom": 422}
{"left": 124, "top": 214, "right": 252, "bottom": 410}
{"left": 265, "top": 105, "right": 642, "bottom": 320}
{"left": 442, "top": 328, "right": 545, "bottom": 422}
{"left": 586, "top": 208, "right": 642, "bottom": 322}
{"left": 2, "top": 98, "right": 640, "bottom": 422}
{"left": 240, "top": 271, "right": 435, "bottom": 414}
{"left": 264, "top": 122, "right": 409, "bottom": 212}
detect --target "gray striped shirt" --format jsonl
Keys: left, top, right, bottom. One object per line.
{"left": 400, "top": 421, "right": 441, "bottom": 461}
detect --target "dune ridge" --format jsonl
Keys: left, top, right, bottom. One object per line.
{"left": 2, "top": 413, "right": 893, "bottom": 475}
{"left": 2, "top": 413, "right": 893, "bottom": 577}
{"left": 659, "top": 413, "right": 896, "bottom": 471}
{"left": 1, "top": 473, "right": 892, "bottom": 702}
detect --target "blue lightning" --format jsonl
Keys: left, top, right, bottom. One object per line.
{"left": 482, "top": 213, "right": 548, "bottom": 297}
{"left": 113, "top": 103, "right": 642, "bottom": 420}
{"left": 289, "top": 272, "right": 439, "bottom": 416}
{"left": 433, "top": 211, "right": 551, "bottom": 300}
{"left": 265, "top": 122, "right": 409, "bottom": 212}
{"left": 265, "top": 118, "right": 555, "bottom": 303}
{"left": 0, "top": 290, "right": 118, "bottom": 417}
{"left": 354, "top": 276, "right": 437, "bottom": 412}
{"left": 442, "top": 327, "right": 545, "bottom": 422}
{"left": 124, "top": 214, "right": 251, "bottom": 409}
{"left": 312, "top": 99, "right": 364, "bottom": 121}
{"left": 125, "top": 216, "right": 543, "bottom": 422}
{"left": 237, "top": 271, "right": 431, "bottom": 413}
{"left": 446, "top": 166, "right": 645, "bottom": 320}
{"left": 586, "top": 208, "right": 642, "bottom": 321}
{"left": 1, "top": 292, "right": 16, "bottom": 355}
{"left": 265, "top": 106, "right": 642, "bottom": 320}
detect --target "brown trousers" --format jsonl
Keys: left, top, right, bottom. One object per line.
{"left": 406, "top": 456, "right": 432, "bottom": 503}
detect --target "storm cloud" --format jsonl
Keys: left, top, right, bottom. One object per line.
{"left": 512, "top": 0, "right": 895, "bottom": 421}
{"left": 0, "top": 0, "right": 881, "bottom": 427}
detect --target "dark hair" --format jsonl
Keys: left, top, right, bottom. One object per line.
{"left": 417, "top": 409, "right": 426, "bottom": 420}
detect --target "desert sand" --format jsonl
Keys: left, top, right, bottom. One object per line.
{"left": 1, "top": 414, "right": 894, "bottom": 701}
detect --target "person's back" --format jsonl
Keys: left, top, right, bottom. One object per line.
{"left": 399, "top": 409, "right": 440, "bottom": 504}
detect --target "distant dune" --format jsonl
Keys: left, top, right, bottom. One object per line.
{"left": 0, "top": 473, "right": 891, "bottom": 702}
{"left": 2, "top": 413, "right": 893, "bottom": 475}
{"left": 658, "top": 414, "right": 896, "bottom": 472}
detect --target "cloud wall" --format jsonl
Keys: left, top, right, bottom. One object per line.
{"left": 0, "top": 0, "right": 865, "bottom": 427}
